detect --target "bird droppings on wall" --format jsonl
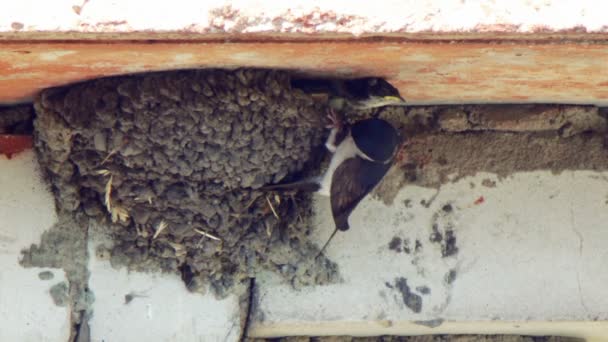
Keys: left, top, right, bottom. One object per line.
{"left": 391, "top": 277, "right": 423, "bottom": 313}
{"left": 428, "top": 208, "right": 459, "bottom": 259}
{"left": 32, "top": 68, "right": 345, "bottom": 298}
{"left": 388, "top": 236, "right": 423, "bottom": 255}
{"left": 388, "top": 236, "right": 402, "bottom": 253}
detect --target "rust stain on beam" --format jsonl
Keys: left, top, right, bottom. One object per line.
{"left": 0, "top": 41, "right": 607, "bottom": 104}
{"left": 0, "top": 135, "right": 32, "bottom": 158}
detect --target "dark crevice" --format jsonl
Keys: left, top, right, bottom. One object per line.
{"left": 240, "top": 278, "right": 256, "bottom": 342}
{"left": 4, "top": 35, "right": 608, "bottom": 45}
{"left": 68, "top": 217, "right": 92, "bottom": 342}
{"left": 0, "top": 104, "right": 34, "bottom": 134}
{"left": 72, "top": 310, "right": 90, "bottom": 342}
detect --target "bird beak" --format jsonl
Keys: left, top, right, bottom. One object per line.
{"left": 383, "top": 95, "right": 407, "bottom": 104}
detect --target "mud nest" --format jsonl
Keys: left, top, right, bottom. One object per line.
{"left": 34, "top": 69, "right": 339, "bottom": 297}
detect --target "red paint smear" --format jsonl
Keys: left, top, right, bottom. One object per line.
{"left": 0, "top": 135, "right": 33, "bottom": 159}
{"left": 474, "top": 196, "right": 485, "bottom": 205}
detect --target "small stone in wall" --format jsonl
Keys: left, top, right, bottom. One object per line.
{"left": 38, "top": 270, "right": 54, "bottom": 280}
{"left": 481, "top": 178, "right": 497, "bottom": 188}
{"left": 416, "top": 285, "right": 431, "bottom": 295}
{"left": 438, "top": 107, "right": 471, "bottom": 132}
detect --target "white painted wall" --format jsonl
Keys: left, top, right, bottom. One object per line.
{"left": 4, "top": 151, "right": 608, "bottom": 341}
{"left": 0, "top": 152, "right": 244, "bottom": 342}
{"left": 2, "top": 0, "right": 608, "bottom": 35}
{"left": 251, "top": 171, "right": 608, "bottom": 340}
{"left": 88, "top": 225, "right": 243, "bottom": 342}
{"left": 0, "top": 151, "right": 70, "bottom": 342}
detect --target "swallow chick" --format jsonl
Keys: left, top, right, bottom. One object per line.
{"left": 291, "top": 77, "right": 406, "bottom": 111}
{"left": 262, "top": 109, "right": 401, "bottom": 255}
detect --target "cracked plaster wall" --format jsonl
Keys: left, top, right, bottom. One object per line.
{"left": 4, "top": 100, "right": 608, "bottom": 340}
{"left": 250, "top": 169, "right": 608, "bottom": 339}
{"left": 2, "top": 0, "right": 608, "bottom": 37}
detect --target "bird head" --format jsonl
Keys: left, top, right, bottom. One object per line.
{"left": 357, "top": 78, "right": 406, "bottom": 109}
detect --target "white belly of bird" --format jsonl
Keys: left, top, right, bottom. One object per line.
{"left": 318, "top": 135, "right": 359, "bottom": 197}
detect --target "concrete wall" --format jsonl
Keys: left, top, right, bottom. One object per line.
{"left": 0, "top": 152, "right": 244, "bottom": 341}
{"left": 0, "top": 151, "right": 69, "bottom": 342}
{"left": 3, "top": 105, "right": 608, "bottom": 340}
{"left": 2, "top": 2, "right": 608, "bottom": 341}
{"left": 252, "top": 171, "right": 608, "bottom": 339}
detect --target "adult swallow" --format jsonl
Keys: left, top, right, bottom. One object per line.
{"left": 262, "top": 110, "right": 401, "bottom": 255}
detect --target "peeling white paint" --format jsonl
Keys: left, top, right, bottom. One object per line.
{"left": 252, "top": 171, "right": 608, "bottom": 338}
{"left": 2, "top": 0, "right": 608, "bottom": 36}
{"left": 0, "top": 152, "right": 245, "bottom": 340}
{"left": 172, "top": 53, "right": 194, "bottom": 63}
{"left": 229, "top": 51, "right": 263, "bottom": 63}
{"left": 38, "top": 50, "right": 76, "bottom": 61}
{"left": 0, "top": 152, "right": 70, "bottom": 342}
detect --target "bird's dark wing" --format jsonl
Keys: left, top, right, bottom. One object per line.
{"left": 330, "top": 157, "right": 392, "bottom": 231}
{"left": 351, "top": 118, "right": 400, "bottom": 162}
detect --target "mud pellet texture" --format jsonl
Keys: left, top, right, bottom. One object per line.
{"left": 34, "top": 69, "right": 340, "bottom": 298}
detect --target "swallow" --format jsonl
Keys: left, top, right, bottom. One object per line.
{"left": 291, "top": 77, "right": 406, "bottom": 110}
{"left": 262, "top": 110, "right": 401, "bottom": 256}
